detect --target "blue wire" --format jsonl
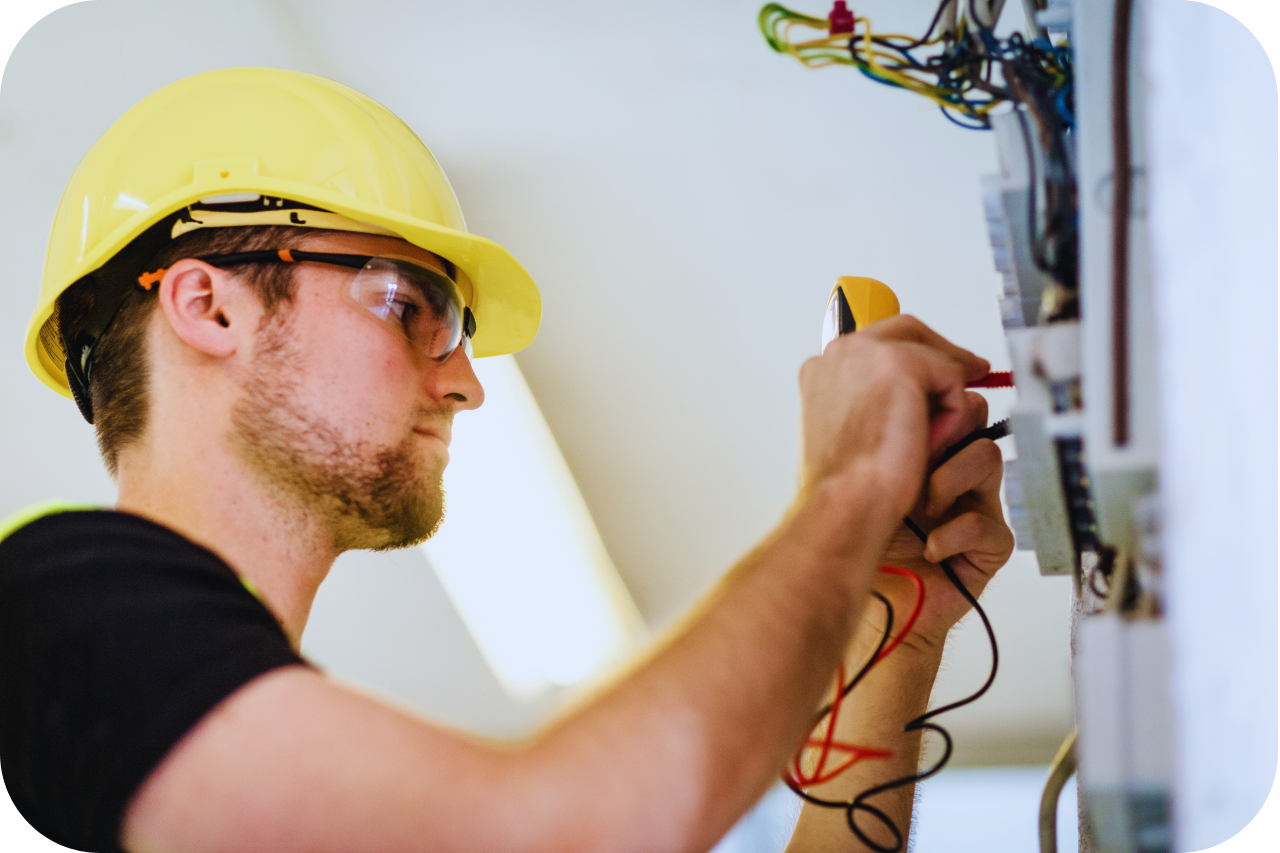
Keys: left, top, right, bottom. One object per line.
{"left": 1054, "top": 83, "right": 1075, "bottom": 127}
{"left": 853, "top": 63, "right": 910, "bottom": 91}
{"left": 939, "top": 105, "right": 991, "bottom": 131}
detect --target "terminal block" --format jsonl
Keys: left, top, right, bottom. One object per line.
{"left": 1005, "top": 321, "right": 1099, "bottom": 576}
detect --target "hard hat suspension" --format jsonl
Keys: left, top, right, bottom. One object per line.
{"left": 58, "top": 197, "right": 456, "bottom": 424}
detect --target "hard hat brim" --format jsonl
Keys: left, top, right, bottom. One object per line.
{"left": 25, "top": 178, "right": 541, "bottom": 399}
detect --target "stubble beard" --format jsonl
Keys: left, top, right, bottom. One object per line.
{"left": 230, "top": 313, "right": 447, "bottom": 552}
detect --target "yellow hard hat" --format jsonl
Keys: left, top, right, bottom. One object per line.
{"left": 25, "top": 66, "right": 541, "bottom": 408}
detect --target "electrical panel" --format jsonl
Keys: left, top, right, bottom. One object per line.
{"left": 759, "top": 1, "right": 1175, "bottom": 849}
{"left": 986, "top": 1, "right": 1172, "bottom": 850}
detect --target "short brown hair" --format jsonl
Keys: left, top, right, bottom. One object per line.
{"left": 55, "top": 224, "right": 320, "bottom": 476}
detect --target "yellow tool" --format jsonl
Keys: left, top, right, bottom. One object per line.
{"left": 820, "top": 276, "right": 900, "bottom": 351}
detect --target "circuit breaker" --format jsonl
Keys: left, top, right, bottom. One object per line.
{"left": 986, "top": 0, "right": 1172, "bottom": 850}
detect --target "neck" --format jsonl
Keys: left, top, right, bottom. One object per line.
{"left": 115, "top": 434, "right": 337, "bottom": 650}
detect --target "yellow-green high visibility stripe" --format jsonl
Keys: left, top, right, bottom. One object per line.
{"left": 0, "top": 500, "right": 96, "bottom": 543}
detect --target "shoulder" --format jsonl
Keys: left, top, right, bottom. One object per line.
{"left": 1, "top": 505, "right": 218, "bottom": 562}
{"left": 0, "top": 507, "right": 305, "bottom": 851}
{"left": 0, "top": 507, "right": 245, "bottom": 598}
{"left": 0, "top": 505, "right": 286, "bottom": 659}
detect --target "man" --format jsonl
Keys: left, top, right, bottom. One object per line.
{"left": 1, "top": 68, "right": 1012, "bottom": 852}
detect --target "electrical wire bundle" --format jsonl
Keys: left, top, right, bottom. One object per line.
{"left": 785, "top": 521, "right": 999, "bottom": 853}
{"left": 759, "top": 1, "right": 1080, "bottom": 300}
{"left": 760, "top": 1, "right": 1006, "bottom": 126}
{"left": 759, "top": 1, "right": 1071, "bottom": 129}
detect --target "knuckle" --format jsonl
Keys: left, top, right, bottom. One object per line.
{"left": 865, "top": 313, "right": 921, "bottom": 340}
{"left": 978, "top": 510, "right": 1014, "bottom": 549}
{"left": 966, "top": 390, "right": 989, "bottom": 419}
{"left": 1000, "top": 524, "right": 1016, "bottom": 557}
{"left": 877, "top": 344, "right": 913, "bottom": 375}
{"left": 973, "top": 438, "right": 1002, "bottom": 471}
{"left": 956, "top": 511, "right": 984, "bottom": 538}
{"left": 799, "top": 355, "right": 821, "bottom": 384}
{"left": 929, "top": 462, "right": 957, "bottom": 497}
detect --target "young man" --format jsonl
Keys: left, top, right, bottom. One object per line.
{"left": 1, "top": 69, "right": 1013, "bottom": 853}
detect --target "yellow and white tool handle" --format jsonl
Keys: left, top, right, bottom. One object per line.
{"left": 820, "top": 276, "right": 901, "bottom": 352}
{"left": 820, "top": 276, "right": 1012, "bottom": 461}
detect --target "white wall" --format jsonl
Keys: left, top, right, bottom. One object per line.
{"left": 0, "top": 0, "right": 1074, "bottom": 765}
{"left": 1147, "top": 1, "right": 1278, "bottom": 848}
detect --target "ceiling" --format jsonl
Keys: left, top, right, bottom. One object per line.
{"left": 0, "top": 0, "right": 1073, "bottom": 759}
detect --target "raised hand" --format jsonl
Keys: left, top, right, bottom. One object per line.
{"left": 878, "top": 385, "right": 1015, "bottom": 653}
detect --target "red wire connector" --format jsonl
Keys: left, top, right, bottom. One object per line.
{"left": 968, "top": 370, "right": 1014, "bottom": 389}
{"left": 828, "top": 1, "right": 855, "bottom": 34}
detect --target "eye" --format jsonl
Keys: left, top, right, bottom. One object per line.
{"left": 387, "top": 298, "right": 418, "bottom": 321}
{"left": 384, "top": 289, "right": 427, "bottom": 327}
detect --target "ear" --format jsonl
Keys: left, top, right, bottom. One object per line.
{"left": 155, "top": 259, "right": 255, "bottom": 359}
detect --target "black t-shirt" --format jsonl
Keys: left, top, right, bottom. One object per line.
{"left": 0, "top": 509, "right": 307, "bottom": 852}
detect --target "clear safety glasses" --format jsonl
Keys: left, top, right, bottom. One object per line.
{"left": 189, "top": 249, "right": 476, "bottom": 362}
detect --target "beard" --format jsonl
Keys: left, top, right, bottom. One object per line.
{"left": 229, "top": 313, "right": 446, "bottom": 552}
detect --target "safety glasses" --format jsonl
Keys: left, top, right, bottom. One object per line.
{"left": 171, "top": 249, "right": 477, "bottom": 363}
{"left": 66, "top": 247, "right": 476, "bottom": 425}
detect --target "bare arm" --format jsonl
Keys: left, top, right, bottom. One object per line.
{"left": 784, "top": 621, "right": 945, "bottom": 852}
{"left": 121, "top": 317, "right": 991, "bottom": 853}
{"left": 786, "top": 398, "right": 1015, "bottom": 852}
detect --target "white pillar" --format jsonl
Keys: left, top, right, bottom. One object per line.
{"left": 1145, "top": 2, "right": 1278, "bottom": 847}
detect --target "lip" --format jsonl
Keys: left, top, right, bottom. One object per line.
{"left": 413, "top": 427, "right": 450, "bottom": 447}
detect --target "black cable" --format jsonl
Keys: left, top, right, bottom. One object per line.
{"left": 840, "top": 0, "right": 1074, "bottom": 136}
{"left": 839, "top": 516, "right": 999, "bottom": 852}
{"left": 1000, "top": 36, "right": 1079, "bottom": 293}
{"left": 898, "top": 0, "right": 961, "bottom": 50}
{"left": 900, "top": 517, "right": 1000, "bottom": 720}
{"left": 1087, "top": 545, "right": 1117, "bottom": 600}
{"left": 785, "top": 591, "right": 895, "bottom": 804}
{"left": 831, "top": 590, "right": 894, "bottom": 707}
{"left": 787, "top": 424, "right": 1003, "bottom": 851}
{"left": 940, "top": 418, "right": 1011, "bottom": 465}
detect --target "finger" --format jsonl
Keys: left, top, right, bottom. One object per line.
{"left": 926, "top": 437, "right": 1003, "bottom": 518}
{"left": 930, "top": 390, "right": 989, "bottom": 461}
{"left": 876, "top": 340, "right": 969, "bottom": 455}
{"left": 956, "top": 391, "right": 989, "bottom": 441}
{"left": 821, "top": 335, "right": 971, "bottom": 422}
{"left": 809, "top": 336, "right": 983, "bottom": 464}
{"left": 859, "top": 315, "right": 991, "bottom": 383}
{"left": 923, "top": 510, "right": 1015, "bottom": 572}
{"left": 935, "top": 551, "right": 993, "bottom": 601}
{"left": 900, "top": 352, "right": 986, "bottom": 456}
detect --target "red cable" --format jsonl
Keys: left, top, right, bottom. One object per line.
{"left": 967, "top": 370, "right": 1014, "bottom": 389}
{"left": 797, "top": 661, "right": 847, "bottom": 786}
{"left": 871, "top": 567, "right": 925, "bottom": 663}
{"left": 787, "top": 566, "right": 925, "bottom": 789}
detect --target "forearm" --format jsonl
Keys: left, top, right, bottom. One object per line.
{"left": 514, "top": 478, "right": 901, "bottom": 853}
{"left": 784, "top": 629, "right": 944, "bottom": 853}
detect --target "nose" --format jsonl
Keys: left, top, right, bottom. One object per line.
{"left": 425, "top": 343, "right": 484, "bottom": 411}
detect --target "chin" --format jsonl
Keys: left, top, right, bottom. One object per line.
{"left": 340, "top": 477, "right": 446, "bottom": 553}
